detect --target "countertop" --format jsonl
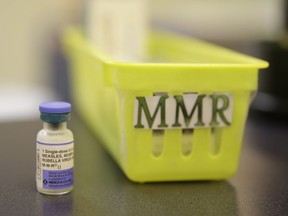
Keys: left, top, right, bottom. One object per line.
{"left": 0, "top": 112, "right": 288, "bottom": 216}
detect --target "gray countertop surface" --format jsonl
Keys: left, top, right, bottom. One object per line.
{"left": 0, "top": 113, "right": 287, "bottom": 216}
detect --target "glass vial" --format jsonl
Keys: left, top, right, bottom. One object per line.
{"left": 36, "top": 101, "right": 74, "bottom": 195}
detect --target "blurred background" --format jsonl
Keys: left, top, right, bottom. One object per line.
{"left": 0, "top": 0, "right": 285, "bottom": 122}
{"left": 0, "top": 1, "right": 81, "bottom": 121}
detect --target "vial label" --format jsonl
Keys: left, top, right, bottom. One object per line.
{"left": 36, "top": 141, "right": 74, "bottom": 190}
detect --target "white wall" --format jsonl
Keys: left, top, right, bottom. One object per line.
{"left": 0, "top": 1, "right": 80, "bottom": 87}
{"left": 0, "top": 1, "right": 80, "bottom": 121}
{"left": 151, "top": 0, "right": 285, "bottom": 41}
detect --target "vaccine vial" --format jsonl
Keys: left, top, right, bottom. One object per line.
{"left": 36, "top": 101, "right": 74, "bottom": 195}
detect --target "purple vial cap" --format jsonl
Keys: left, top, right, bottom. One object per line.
{"left": 39, "top": 101, "right": 71, "bottom": 113}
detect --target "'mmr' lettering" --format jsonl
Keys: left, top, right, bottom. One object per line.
{"left": 134, "top": 93, "right": 232, "bottom": 129}
{"left": 135, "top": 95, "right": 169, "bottom": 129}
